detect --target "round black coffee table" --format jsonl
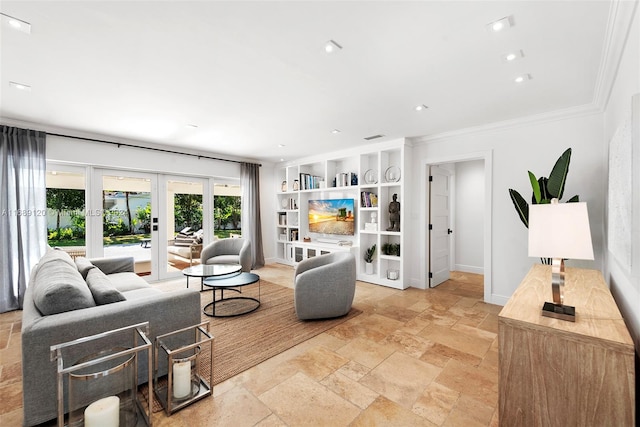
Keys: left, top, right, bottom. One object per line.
{"left": 182, "top": 264, "right": 242, "bottom": 291}
{"left": 202, "top": 273, "right": 260, "bottom": 317}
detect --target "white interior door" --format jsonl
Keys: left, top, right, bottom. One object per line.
{"left": 429, "top": 165, "right": 452, "bottom": 287}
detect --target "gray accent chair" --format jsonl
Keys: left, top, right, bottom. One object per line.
{"left": 200, "top": 237, "right": 252, "bottom": 272}
{"left": 294, "top": 252, "right": 356, "bottom": 320}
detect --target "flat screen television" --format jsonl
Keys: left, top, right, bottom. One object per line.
{"left": 308, "top": 198, "right": 355, "bottom": 236}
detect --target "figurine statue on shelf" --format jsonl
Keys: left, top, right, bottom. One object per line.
{"left": 387, "top": 194, "right": 400, "bottom": 231}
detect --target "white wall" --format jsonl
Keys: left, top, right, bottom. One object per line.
{"left": 410, "top": 111, "right": 606, "bottom": 304}
{"left": 604, "top": 4, "right": 640, "bottom": 348}
{"left": 453, "top": 160, "right": 484, "bottom": 273}
{"left": 46, "top": 135, "right": 241, "bottom": 179}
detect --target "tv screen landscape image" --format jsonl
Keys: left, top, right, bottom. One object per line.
{"left": 308, "top": 199, "right": 355, "bottom": 236}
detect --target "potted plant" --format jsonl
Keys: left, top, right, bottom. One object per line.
{"left": 364, "top": 244, "right": 376, "bottom": 274}
{"left": 508, "top": 147, "right": 580, "bottom": 263}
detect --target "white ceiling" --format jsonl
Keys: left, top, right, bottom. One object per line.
{"left": 0, "top": 1, "right": 614, "bottom": 164}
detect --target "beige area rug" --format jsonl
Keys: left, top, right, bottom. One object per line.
{"left": 207, "top": 279, "right": 361, "bottom": 384}
{"left": 141, "top": 279, "right": 361, "bottom": 412}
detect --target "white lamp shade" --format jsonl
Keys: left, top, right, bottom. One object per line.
{"left": 528, "top": 202, "right": 594, "bottom": 260}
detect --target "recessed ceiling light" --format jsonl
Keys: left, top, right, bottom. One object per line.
{"left": 9, "top": 81, "right": 31, "bottom": 92}
{"left": 325, "top": 40, "right": 343, "bottom": 53}
{"left": 1, "top": 13, "right": 31, "bottom": 34}
{"left": 331, "top": 129, "right": 341, "bottom": 134}
{"left": 487, "top": 16, "right": 513, "bottom": 33}
{"left": 278, "top": 144, "right": 286, "bottom": 148}
{"left": 280, "top": 158, "right": 285, "bottom": 162}
{"left": 414, "top": 104, "right": 428, "bottom": 111}
{"left": 502, "top": 50, "right": 524, "bottom": 62}
{"left": 186, "top": 124, "right": 198, "bottom": 129}
{"left": 514, "top": 74, "right": 532, "bottom": 83}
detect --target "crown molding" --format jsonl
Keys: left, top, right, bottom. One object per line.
{"left": 410, "top": 103, "right": 600, "bottom": 145}
{"left": 592, "top": 0, "right": 639, "bottom": 111}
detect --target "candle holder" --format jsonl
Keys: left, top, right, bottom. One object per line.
{"left": 154, "top": 322, "right": 213, "bottom": 415}
{"left": 51, "top": 322, "right": 152, "bottom": 427}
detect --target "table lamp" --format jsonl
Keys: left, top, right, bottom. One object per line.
{"left": 528, "top": 199, "right": 594, "bottom": 322}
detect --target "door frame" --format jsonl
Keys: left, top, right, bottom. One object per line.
{"left": 419, "top": 150, "right": 493, "bottom": 303}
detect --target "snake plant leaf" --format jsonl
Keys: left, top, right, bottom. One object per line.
{"left": 567, "top": 195, "right": 580, "bottom": 203}
{"left": 509, "top": 189, "right": 529, "bottom": 228}
{"left": 528, "top": 171, "right": 541, "bottom": 204}
{"left": 547, "top": 148, "right": 572, "bottom": 199}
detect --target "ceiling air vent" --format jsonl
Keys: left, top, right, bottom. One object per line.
{"left": 364, "top": 134, "right": 385, "bottom": 141}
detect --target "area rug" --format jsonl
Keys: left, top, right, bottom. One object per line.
{"left": 207, "top": 279, "right": 361, "bottom": 384}
{"left": 141, "top": 279, "right": 360, "bottom": 412}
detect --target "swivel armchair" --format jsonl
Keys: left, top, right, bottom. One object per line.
{"left": 293, "top": 252, "right": 356, "bottom": 320}
{"left": 200, "top": 237, "right": 252, "bottom": 272}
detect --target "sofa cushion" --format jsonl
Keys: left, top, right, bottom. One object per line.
{"left": 106, "top": 272, "right": 151, "bottom": 292}
{"left": 86, "top": 268, "right": 126, "bottom": 305}
{"left": 174, "top": 236, "right": 196, "bottom": 247}
{"left": 75, "top": 257, "right": 95, "bottom": 279}
{"left": 32, "top": 260, "right": 96, "bottom": 315}
{"left": 122, "top": 288, "right": 162, "bottom": 301}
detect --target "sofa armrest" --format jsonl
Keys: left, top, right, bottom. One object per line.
{"left": 89, "top": 256, "right": 135, "bottom": 274}
{"left": 21, "top": 287, "right": 200, "bottom": 426}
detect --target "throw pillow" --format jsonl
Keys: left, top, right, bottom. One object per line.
{"left": 86, "top": 268, "right": 126, "bottom": 305}
{"left": 36, "top": 247, "right": 76, "bottom": 271}
{"left": 75, "top": 257, "right": 96, "bottom": 279}
{"left": 32, "top": 260, "right": 96, "bottom": 315}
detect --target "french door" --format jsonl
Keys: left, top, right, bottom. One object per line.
{"left": 161, "top": 175, "right": 209, "bottom": 280}
{"left": 90, "top": 170, "right": 210, "bottom": 281}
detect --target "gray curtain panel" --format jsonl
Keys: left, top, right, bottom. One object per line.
{"left": 241, "top": 162, "right": 265, "bottom": 269}
{"left": 0, "top": 126, "right": 47, "bottom": 312}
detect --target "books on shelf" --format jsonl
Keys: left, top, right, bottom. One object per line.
{"left": 299, "top": 173, "right": 323, "bottom": 190}
{"left": 334, "top": 172, "right": 358, "bottom": 187}
{"left": 360, "top": 191, "right": 378, "bottom": 208}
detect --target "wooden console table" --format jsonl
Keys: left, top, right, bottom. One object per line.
{"left": 498, "top": 264, "right": 635, "bottom": 426}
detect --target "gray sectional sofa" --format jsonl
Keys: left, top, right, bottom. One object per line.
{"left": 21, "top": 248, "right": 201, "bottom": 426}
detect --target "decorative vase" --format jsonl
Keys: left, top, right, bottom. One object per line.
{"left": 365, "top": 262, "right": 373, "bottom": 275}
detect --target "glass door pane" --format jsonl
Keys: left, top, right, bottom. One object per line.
{"left": 213, "top": 181, "right": 242, "bottom": 239}
{"left": 46, "top": 166, "right": 86, "bottom": 258}
{"left": 102, "top": 174, "right": 153, "bottom": 277}
{"left": 165, "top": 179, "right": 204, "bottom": 276}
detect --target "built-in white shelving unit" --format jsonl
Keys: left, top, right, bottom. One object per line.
{"left": 275, "top": 139, "right": 410, "bottom": 289}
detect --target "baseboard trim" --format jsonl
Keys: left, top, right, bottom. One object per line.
{"left": 454, "top": 264, "right": 484, "bottom": 275}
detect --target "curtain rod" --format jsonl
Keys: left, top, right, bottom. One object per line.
{"left": 46, "top": 132, "right": 261, "bottom": 167}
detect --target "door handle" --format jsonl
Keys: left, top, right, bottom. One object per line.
{"left": 448, "top": 229, "right": 453, "bottom": 234}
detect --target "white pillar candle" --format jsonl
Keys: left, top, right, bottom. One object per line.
{"left": 173, "top": 360, "right": 191, "bottom": 399}
{"left": 84, "top": 395, "right": 119, "bottom": 427}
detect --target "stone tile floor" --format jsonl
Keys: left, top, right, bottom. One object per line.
{"left": 0, "top": 263, "right": 501, "bottom": 426}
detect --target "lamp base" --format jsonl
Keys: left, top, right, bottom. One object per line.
{"left": 541, "top": 302, "right": 575, "bottom": 322}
